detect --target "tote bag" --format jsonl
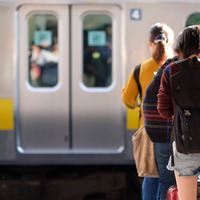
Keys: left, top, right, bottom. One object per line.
{"left": 132, "top": 126, "right": 158, "bottom": 177}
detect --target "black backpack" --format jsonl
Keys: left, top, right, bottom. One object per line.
{"left": 171, "top": 57, "right": 200, "bottom": 154}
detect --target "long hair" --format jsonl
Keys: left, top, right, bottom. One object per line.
{"left": 149, "top": 23, "right": 174, "bottom": 63}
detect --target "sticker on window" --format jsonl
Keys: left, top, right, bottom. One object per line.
{"left": 34, "top": 31, "right": 52, "bottom": 46}
{"left": 88, "top": 31, "right": 106, "bottom": 46}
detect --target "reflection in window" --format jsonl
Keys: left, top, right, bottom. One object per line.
{"left": 83, "top": 14, "right": 112, "bottom": 87}
{"left": 28, "top": 14, "right": 58, "bottom": 87}
{"left": 185, "top": 12, "right": 200, "bottom": 27}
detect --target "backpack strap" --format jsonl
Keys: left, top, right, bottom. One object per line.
{"left": 170, "top": 127, "right": 175, "bottom": 167}
{"left": 133, "top": 64, "right": 142, "bottom": 99}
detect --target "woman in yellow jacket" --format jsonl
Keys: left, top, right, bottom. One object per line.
{"left": 122, "top": 23, "right": 174, "bottom": 200}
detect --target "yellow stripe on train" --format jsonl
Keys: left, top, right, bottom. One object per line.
{"left": 126, "top": 107, "right": 140, "bottom": 130}
{"left": 0, "top": 99, "right": 14, "bottom": 130}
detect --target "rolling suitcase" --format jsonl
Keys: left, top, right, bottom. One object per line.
{"left": 167, "top": 185, "right": 178, "bottom": 200}
{"left": 167, "top": 184, "right": 200, "bottom": 200}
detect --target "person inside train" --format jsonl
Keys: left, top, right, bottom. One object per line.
{"left": 121, "top": 22, "right": 174, "bottom": 200}
{"left": 30, "top": 41, "right": 59, "bottom": 86}
{"left": 83, "top": 24, "right": 112, "bottom": 87}
{"left": 158, "top": 25, "right": 200, "bottom": 200}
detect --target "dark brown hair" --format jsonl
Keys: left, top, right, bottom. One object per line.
{"left": 149, "top": 23, "right": 174, "bottom": 63}
{"left": 175, "top": 25, "right": 200, "bottom": 58}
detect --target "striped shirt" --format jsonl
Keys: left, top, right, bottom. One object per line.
{"left": 143, "top": 57, "right": 178, "bottom": 143}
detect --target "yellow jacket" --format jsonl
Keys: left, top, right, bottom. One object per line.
{"left": 121, "top": 57, "right": 160, "bottom": 127}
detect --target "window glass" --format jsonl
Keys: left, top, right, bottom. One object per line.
{"left": 28, "top": 14, "right": 58, "bottom": 87}
{"left": 185, "top": 12, "right": 200, "bottom": 27}
{"left": 83, "top": 14, "right": 112, "bottom": 87}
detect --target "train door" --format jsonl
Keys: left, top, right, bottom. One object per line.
{"left": 17, "top": 5, "right": 70, "bottom": 153}
{"left": 71, "top": 5, "right": 123, "bottom": 152}
{"left": 17, "top": 4, "right": 124, "bottom": 154}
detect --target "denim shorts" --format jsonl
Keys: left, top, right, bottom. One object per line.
{"left": 167, "top": 141, "right": 200, "bottom": 176}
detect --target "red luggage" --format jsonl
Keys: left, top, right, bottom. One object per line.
{"left": 167, "top": 185, "right": 178, "bottom": 200}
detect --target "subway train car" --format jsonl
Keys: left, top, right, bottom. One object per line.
{"left": 0, "top": 0, "right": 200, "bottom": 199}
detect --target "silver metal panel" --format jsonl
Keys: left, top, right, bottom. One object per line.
{"left": 0, "top": 6, "right": 13, "bottom": 97}
{"left": 0, "top": 132, "right": 15, "bottom": 160}
{"left": 17, "top": 5, "right": 70, "bottom": 153}
{"left": 71, "top": 5, "right": 124, "bottom": 153}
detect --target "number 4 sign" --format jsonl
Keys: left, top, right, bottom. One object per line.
{"left": 130, "top": 9, "right": 142, "bottom": 20}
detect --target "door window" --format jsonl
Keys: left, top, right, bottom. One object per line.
{"left": 83, "top": 14, "right": 112, "bottom": 87}
{"left": 185, "top": 12, "right": 200, "bottom": 27}
{"left": 28, "top": 14, "right": 58, "bottom": 87}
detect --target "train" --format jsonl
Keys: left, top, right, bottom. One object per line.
{"left": 0, "top": 0, "right": 200, "bottom": 199}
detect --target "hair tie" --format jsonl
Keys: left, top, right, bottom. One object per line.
{"left": 154, "top": 34, "right": 167, "bottom": 44}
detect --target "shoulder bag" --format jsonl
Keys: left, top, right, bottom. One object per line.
{"left": 132, "top": 126, "right": 158, "bottom": 177}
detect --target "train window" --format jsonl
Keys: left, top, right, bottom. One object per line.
{"left": 83, "top": 14, "right": 112, "bottom": 87}
{"left": 185, "top": 12, "right": 200, "bottom": 27}
{"left": 28, "top": 14, "right": 58, "bottom": 87}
